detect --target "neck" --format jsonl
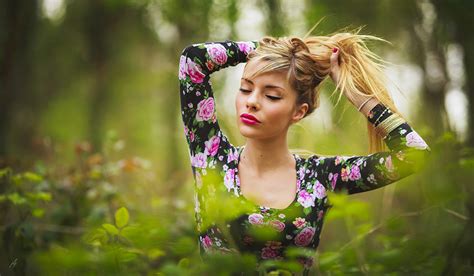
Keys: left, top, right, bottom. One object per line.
{"left": 240, "top": 134, "right": 294, "bottom": 174}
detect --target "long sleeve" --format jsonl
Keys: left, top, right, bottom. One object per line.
{"left": 312, "top": 103, "right": 431, "bottom": 194}
{"left": 178, "top": 40, "right": 259, "bottom": 167}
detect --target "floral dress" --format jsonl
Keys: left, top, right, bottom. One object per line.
{"left": 178, "top": 40, "right": 430, "bottom": 274}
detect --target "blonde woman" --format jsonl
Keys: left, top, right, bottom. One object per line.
{"left": 178, "top": 29, "right": 430, "bottom": 275}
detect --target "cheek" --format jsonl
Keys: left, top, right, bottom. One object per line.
{"left": 269, "top": 103, "right": 292, "bottom": 119}
{"left": 235, "top": 95, "right": 241, "bottom": 111}
{"left": 268, "top": 104, "right": 294, "bottom": 121}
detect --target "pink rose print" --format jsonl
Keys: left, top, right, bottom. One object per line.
{"left": 227, "top": 148, "right": 239, "bottom": 163}
{"left": 248, "top": 213, "right": 264, "bottom": 225}
{"left": 196, "top": 97, "right": 215, "bottom": 122}
{"left": 297, "top": 190, "right": 315, "bottom": 208}
{"left": 297, "top": 256, "right": 314, "bottom": 269}
{"left": 261, "top": 247, "right": 280, "bottom": 259}
{"left": 313, "top": 181, "right": 326, "bottom": 199}
{"left": 261, "top": 241, "right": 283, "bottom": 260}
{"left": 211, "top": 113, "right": 217, "bottom": 123}
{"left": 406, "top": 131, "right": 429, "bottom": 150}
{"left": 189, "top": 130, "right": 195, "bottom": 142}
{"left": 329, "top": 173, "right": 338, "bottom": 191}
{"left": 298, "top": 167, "right": 305, "bottom": 180}
{"left": 335, "top": 156, "right": 343, "bottom": 165}
{"left": 294, "top": 227, "right": 316, "bottom": 247}
{"left": 341, "top": 167, "right": 349, "bottom": 182}
{"left": 243, "top": 235, "right": 254, "bottom": 245}
{"left": 396, "top": 150, "right": 406, "bottom": 161}
{"left": 201, "top": 235, "right": 213, "bottom": 250}
{"left": 349, "top": 165, "right": 361, "bottom": 181}
{"left": 224, "top": 169, "right": 235, "bottom": 192}
{"left": 205, "top": 59, "right": 214, "bottom": 71}
{"left": 318, "top": 210, "right": 324, "bottom": 220}
{"left": 204, "top": 135, "right": 220, "bottom": 157}
{"left": 186, "top": 58, "right": 206, "bottom": 83}
{"left": 178, "top": 55, "right": 187, "bottom": 80}
{"left": 206, "top": 44, "right": 228, "bottom": 65}
{"left": 293, "top": 217, "right": 306, "bottom": 229}
{"left": 191, "top": 152, "right": 207, "bottom": 168}
{"left": 385, "top": 155, "right": 394, "bottom": 172}
{"left": 269, "top": 220, "right": 286, "bottom": 232}
{"left": 237, "top": 41, "right": 255, "bottom": 55}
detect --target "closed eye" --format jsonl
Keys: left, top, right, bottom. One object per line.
{"left": 266, "top": 95, "right": 281, "bottom": 100}
{"left": 239, "top": 88, "right": 281, "bottom": 101}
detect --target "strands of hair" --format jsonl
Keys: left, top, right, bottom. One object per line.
{"left": 248, "top": 19, "right": 404, "bottom": 153}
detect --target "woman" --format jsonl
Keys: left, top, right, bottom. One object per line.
{"left": 178, "top": 30, "right": 430, "bottom": 275}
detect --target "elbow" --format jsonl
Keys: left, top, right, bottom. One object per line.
{"left": 181, "top": 43, "right": 200, "bottom": 58}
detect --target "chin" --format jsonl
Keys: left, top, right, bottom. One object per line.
{"left": 237, "top": 123, "right": 262, "bottom": 139}
{"left": 238, "top": 127, "right": 257, "bottom": 138}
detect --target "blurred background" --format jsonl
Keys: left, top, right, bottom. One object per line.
{"left": 1, "top": 0, "right": 473, "bottom": 274}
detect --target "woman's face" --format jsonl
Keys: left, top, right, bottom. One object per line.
{"left": 235, "top": 58, "right": 308, "bottom": 140}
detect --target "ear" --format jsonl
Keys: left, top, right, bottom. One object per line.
{"left": 292, "top": 103, "right": 309, "bottom": 123}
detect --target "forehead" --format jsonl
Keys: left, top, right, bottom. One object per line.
{"left": 242, "top": 59, "right": 289, "bottom": 86}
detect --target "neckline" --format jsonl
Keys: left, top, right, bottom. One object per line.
{"left": 235, "top": 146, "right": 300, "bottom": 211}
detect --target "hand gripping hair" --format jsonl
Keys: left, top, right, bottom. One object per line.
{"left": 247, "top": 27, "right": 401, "bottom": 153}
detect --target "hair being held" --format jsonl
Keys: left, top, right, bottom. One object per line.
{"left": 247, "top": 27, "right": 400, "bottom": 153}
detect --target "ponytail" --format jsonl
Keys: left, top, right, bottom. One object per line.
{"left": 304, "top": 27, "right": 402, "bottom": 153}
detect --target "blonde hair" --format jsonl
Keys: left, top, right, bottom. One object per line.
{"left": 247, "top": 27, "right": 401, "bottom": 153}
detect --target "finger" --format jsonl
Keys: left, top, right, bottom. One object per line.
{"left": 329, "top": 48, "right": 340, "bottom": 82}
{"left": 330, "top": 48, "right": 339, "bottom": 68}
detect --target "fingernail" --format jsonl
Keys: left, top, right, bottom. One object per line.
{"left": 332, "top": 48, "right": 338, "bottom": 53}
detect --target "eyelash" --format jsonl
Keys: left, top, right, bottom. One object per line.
{"left": 239, "top": 88, "right": 281, "bottom": 101}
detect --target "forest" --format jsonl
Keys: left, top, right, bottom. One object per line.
{"left": 1, "top": 0, "right": 473, "bottom": 275}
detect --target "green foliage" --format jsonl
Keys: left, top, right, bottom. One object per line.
{"left": 0, "top": 134, "right": 471, "bottom": 275}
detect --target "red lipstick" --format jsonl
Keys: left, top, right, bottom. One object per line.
{"left": 240, "top": 113, "right": 260, "bottom": 125}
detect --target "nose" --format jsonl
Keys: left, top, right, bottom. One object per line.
{"left": 246, "top": 91, "right": 260, "bottom": 110}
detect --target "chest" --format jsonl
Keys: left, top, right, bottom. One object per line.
{"left": 237, "top": 165, "right": 298, "bottom": 209}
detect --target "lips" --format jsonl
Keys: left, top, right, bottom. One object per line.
{"left": 240, "top": 113, "right": 260, "bottom": 125}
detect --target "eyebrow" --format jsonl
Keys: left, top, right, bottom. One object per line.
{"left": 241, "top": 78, "right": 285, "bottom": 92}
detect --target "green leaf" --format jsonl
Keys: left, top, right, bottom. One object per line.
{"left": 23, "top": 172, "right": 43, "bottom": 182}
{"left": 8, "top": 193, "right": 27, "bottom": 205}
{"left": 32, "top": 208, "right": 45, "bottom": 218}
{"left": 148, "top": 249, "right": 166, "bottom": 260}
{"left": 27, "top": 192, "right": 52, "bottom": 202}
{"left": 115, "top": 207, "right": 129, "bottom": 228}
{"left": 303, "top": 207, "right": 311, "bottom": 215}
{"left": 12, "top": 175, "right": 22, "bottom": 185}
{"left": 36, "top": 192, "right": 52, "bottom": 202}
{"left": 102, "top": 223, "right": 119, "bottom": 235}
{"left": 0, "top": 167, "right": 12, "bottom": 178}
{"left": 178, "top": 258, "right": 190, "bottom": 268}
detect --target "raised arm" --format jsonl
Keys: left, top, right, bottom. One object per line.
{"left": 313, "top": 102, "right": 431, "bottom": 194}
{"left": 178, "top": 40, "right": 258, "bottom": 163}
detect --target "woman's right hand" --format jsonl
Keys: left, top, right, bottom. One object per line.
{"left": 329, "top": 47, "right": 341, "bottom": 84}
{"left": 329, "top": 47, "right": 378, "bottom": 114}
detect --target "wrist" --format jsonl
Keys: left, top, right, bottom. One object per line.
{"left": 359, "top": 97, "right": 379, "bottom": 116}
{"left": 350, "top": 93, "right": 380, "bottom": 116}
